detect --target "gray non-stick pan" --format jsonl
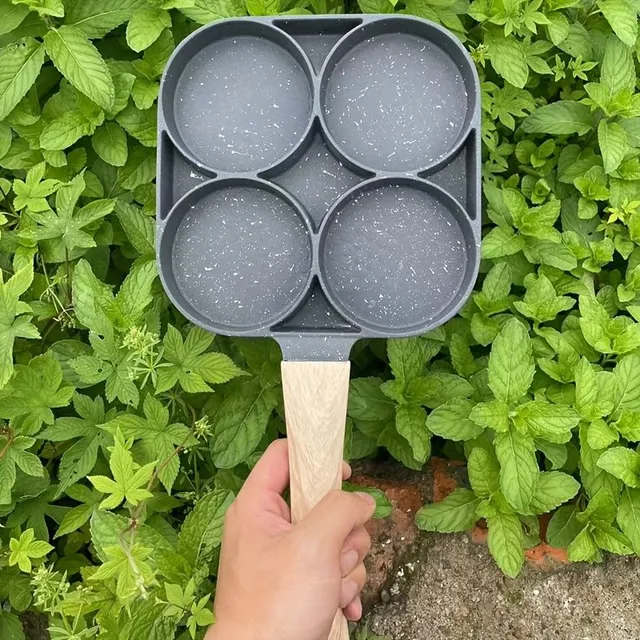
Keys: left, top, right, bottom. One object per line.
{"left": 157, "top": 14, "right": 480, "bottom": 638}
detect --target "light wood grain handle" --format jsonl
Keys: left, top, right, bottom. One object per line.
{"left": 281, "top": 360, "right": 351, "bottom": 640}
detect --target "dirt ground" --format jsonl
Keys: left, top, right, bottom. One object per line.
{"left": 21, "top": 458, "right": 640, "bottom": 640}
{"left": 365, "top": 531, "right": 640, "bottom": 640}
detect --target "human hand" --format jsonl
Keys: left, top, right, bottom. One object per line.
{"left": 206, "top": 439, "right": 375, "bottom": 640}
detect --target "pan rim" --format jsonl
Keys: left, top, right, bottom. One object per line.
{"left": 317, "top": 15, "right": 479, "bottom": 176}
{"left": 316, "top": 175, "right": 480, "bottom": 335}
{"left": 157, "top": 177, "right": 316, "bottom": 334}
{"left": 159, "top": 19, "right": 316, "bottom": 176}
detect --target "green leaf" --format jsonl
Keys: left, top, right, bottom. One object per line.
{"left": 15, "top": 0, "right": 64, "bottom": 17}
{"left": 88, "top": 430, "right": 155, "bottom": 509}
{"left": 536, "top": 439, "right": 568, "bottom": 469}
{"left": 71, "top": 259, "right": 113, "bottom": 332}
{"left": 575, "top": 358, "right": 608, "bottom": 421}
{"left": 415, "top": 488, "right": 480, "bottom": 533}
{"left": 118, "top": 144, "right": 156, "bottom": 189}
{"left": 449, "top": 334, "right": 478, "bottom": 378}
{"left": 0, "top": 38, "right": 45, "bottom": 121}
{"left": 579, "top": 295, "right": 612, "bottom": 354}
{"left": 596, "top": 446, "right": 640, "bottom": 487}
{"left": 614, "top": 354, "right": 640, "bottom": 413}
{"left": 0, "top": 2, "right": 29, "bottom": 36}
{"left": 513, "top": 401, "right": 579, "bottom": 443}
{"left": 597, "top": 0, "right": 638, "bottom": 46}
{"left": 467, "top": 446, "right": 500, "bottom": 498}
{"left": 348, "top": 378, "right": 394, "bottom": 422}
{"left": 513, "top": 274, "right": 574, "bottom": 322}
{"left": 8, "top": 529, "right": 53, "bottom": 572}
{"left": 495, "top": 429, "right": 539, "bottom": 511}
{"left": 547, "top": 504, "right": 584, "bottom": 548}
{"left": 427, "top": 398, "right": 484, "bottom": 441}
{"left": 156, "top": 324, "right": 245, "bottom": 394}
{"left": 378, "top": 425, "right": 423, "bottom": 471}
{"left": 211, "top": 379, "right": 278, "bottom": 468}
{"left": 488, "top": 318, "right": 534, "bottom": 404}
{"left": 601, "top": 35, "right": 635, "bottom": 95}
{"left": 477, "top": 259, "right": 514, "bottom": 310}
{"left": 90, "top": 509, "right": 172, "bottom": 564}
{"left": 567, "top": 525, "right": 601, "bottom": 562}
{"left": 357, "top": 0, "right": 394, "bottom": 11}
{"left": 598, "top": 120, "right": 627, "bottom": 174}
{"left": 178, "top": 489, "right": 234, "bottom": 568}
{"left": 0, "top": 354, "right": 74, "bottom": 435}
{"left": 0, "top": 436, "right": 44, "bottom": 504}
{"left": 64, "top": 0, "right": 146, "bottom": 39}
{"left": 469, "top": 400, "right": 510, "bottom": 433}
{"left": 395, "top": 403, "right": 431, "bottom": 462}
{"left": 92, "top": 121, "right": 128, "bottom": 167}
{"left": 522, "top": 101, "right": 593, "bottom": 135}
{"left": 481, "top": 226, "right": 525, "bottom": 259}
{"left": 0, "top": 266, "right": 39, "bottom": 389}
{"left": 25, "top": 176, "right": 114, "bottom": 262}
{"left": 114, "top": 258, "right": 157, "bottom": 321}
{"left": 40, "top": 110, "right": 95, "bottom": 150}
{"left": 55, "top": 487, "right": 101, "bottom": 538}
{"left": 126, "top": 8, "right": 171, "bottom": 52}
{"left": 584, "top": 478, "right": 620, "bottom": 521}
{"left": 486, "top": 31, "right": 528, "bottom": 88}
{"left": 0, "top": 611, "right": 25, "bottom": 640}
{"left": 546, "top": 12, "right": 570, "bottom": 45}
{"left": 592, "top": 521, "right": 633, "bottom": 554}
{"left": 617, "top": 487, "right": 640, "bottom": 554}
{"left": 615, "top": 411, "right": 640, "bottom": 441}
{"left": 102, "top": 396, "right": 194, "bottom": 492}
{"left": 178, "top": 0, "right": 245, "bottom": 22}
{"left": 114, "top": 200, "right": 154, "bottom": 257}
{"left": 343, "top": 484, "right": 392, "bottom": 519}
{"left": 91, "top": 541, "right": 155, "bottom": 604}
{"left": 44, "top": 26, "right": 114, "bottom": 111}
{"left": 526, "top": 471, "right": 580, "bottom": 515}
{"left": 116, "top": 103, "right": 157, "bottom": 147}
{"left": 587, "top": 418, "right": 619, "bottom": 450}
{"left": 387, "top": 337, "right": 428, "bottom": 383}
{"left": 486, "top": 510, "right": 524, "bottom": 578}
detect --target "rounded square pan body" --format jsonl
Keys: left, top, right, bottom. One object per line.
{"left": 157, "top": 15, "right": 482, "bottom": 360}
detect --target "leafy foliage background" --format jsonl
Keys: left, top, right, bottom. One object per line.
{"left": 0, "top": 0, "right": 639, "bottom": 637}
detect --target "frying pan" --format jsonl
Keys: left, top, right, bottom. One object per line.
{"left": 157, "top": 15, "right": 481, "bottom": 639}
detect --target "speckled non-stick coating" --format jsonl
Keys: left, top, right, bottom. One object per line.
{"left": 157, "top": 15, "right": 482, "bottom": 361}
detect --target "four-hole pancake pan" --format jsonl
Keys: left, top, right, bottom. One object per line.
{"left": 157, "top": 15, "right": 481, "bottom": 640}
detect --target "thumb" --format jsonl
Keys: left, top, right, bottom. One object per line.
{"left": 298, "top": 490, "right": 376, "bottom": 553}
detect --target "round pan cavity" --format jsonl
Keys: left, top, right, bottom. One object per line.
{"left": 158, "top": 178, "right": 314, "bottom": 333}
{"left": 320, "top": 17, "right": 477, "bottom": 173}
{"left": 161, "top": 21, "right": 314, "bottom": 174}
{"left": 318, "top": 177, "right": 478, "bottom": 335}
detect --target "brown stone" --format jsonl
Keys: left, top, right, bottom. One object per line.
{"left": 351, "top": 454, "right": 575, "bottom": 613}
{"left": 350, "top": 458, "right": 431, "bottom": 610}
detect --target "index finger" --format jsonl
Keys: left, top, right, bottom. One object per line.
{"left": 239, "top": 439, "right": 291, "bottom": 505}
{"left": 240, "top": 439, "right": 352, "bottom": 500}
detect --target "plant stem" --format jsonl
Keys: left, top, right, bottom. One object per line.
{"left": 121, "top": 412, "right": 199, "bottom": 541}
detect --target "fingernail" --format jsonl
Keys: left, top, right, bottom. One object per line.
{"left": 340, "top": 580, "right": 359, "bottom": 609}
{"left": 341, "top": 548, "right": 359, "bottom": 575}
{"left": 346, "top": 597, "right": 363, "bottom": 621}
{"left": 356, "top": 492, "right": 376, "bottom": 507}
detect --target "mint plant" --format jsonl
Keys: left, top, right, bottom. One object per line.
{"left": 0, "top": 0, "right": 638, "bottom": 636}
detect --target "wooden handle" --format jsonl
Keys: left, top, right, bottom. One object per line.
{"left": 281, "top": 360, "right": 351, "bottom": 640}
